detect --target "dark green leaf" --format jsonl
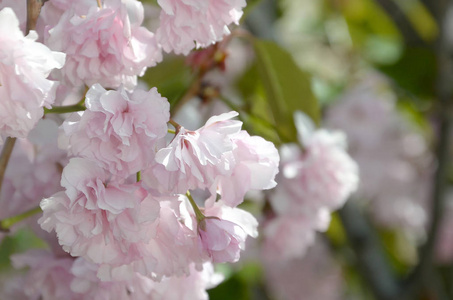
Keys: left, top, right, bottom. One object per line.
{"left": 252, "top": 39, "right": 320, "bottom": 142}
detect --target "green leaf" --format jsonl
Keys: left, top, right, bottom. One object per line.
{"left": 252, "top": 39, "right": 320, "bottom": 142}
{"left": 378, "top": 46, "right": 436, "bottom": 98}
{"left": 141, "top": 55, "right": 192, "bottom": 108}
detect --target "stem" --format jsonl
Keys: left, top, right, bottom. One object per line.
{"left": 168, "top": 119, "right": 182, "bottom": 134}
{"left": 44, "top": 104, "right": 85, "bottom": 114}
{"left": 136, "top": 171, "right": 141, "bottom": 182}
{"left": 0, "top": 206, "right": 42, "bottom": 232}
{"left": 167, "top": 129, "right": 176, "bottom": 134}
{"left": 186, "top": 192, "right": 205, "bottom": 223}
{"left": 26, "top": 0, "right": 43, "bottom": 34}
{"left": 0, "top": 137, "right": 16, "bottom": 199}
{"left": 96, "top": 0, "right": 102, "bottom": 8}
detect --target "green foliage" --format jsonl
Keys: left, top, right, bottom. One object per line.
{"left": 141, "top": 55, "right": 192, "bottom": 109}
{"left": 209, "top": 263, "right": 266, "bottom": 300}
{"left": 0, "top": 228, "right": 47, "bottom": 271}
{"left": 251, "top": 39, "right": 320, "bottom": 142}
{"left": 379, "top": 46, "right": 436, "bottom": 98}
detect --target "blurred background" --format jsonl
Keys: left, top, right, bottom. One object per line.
{"left": 1, "top": 0, "right": 452, "bottom": 299}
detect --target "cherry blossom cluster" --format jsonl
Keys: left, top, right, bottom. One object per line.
{"left": 326, "top": 74, "right": 433, "bottom": 237}
{"left": 0, "top": 0, "right": 280, "bottom": 298}
{"left": 262, "top": 111, "right": 359, "bottom": 261}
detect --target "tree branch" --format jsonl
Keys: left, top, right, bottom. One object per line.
{"left": 373, "top": 0, "right": 425, "bottom": 46}
{"left": 26, "top": 0, "right": 44, "bottom": 34}
{"left": 339, "top": 202, "right": 400, "bottom": 300}
{"left": 400, "top": 0, "right": 453, "bottom": 298}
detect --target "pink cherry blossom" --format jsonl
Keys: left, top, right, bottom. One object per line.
{"left": 151, "top": 111, "right": 279, "bottom": 207}
{"left": 0, "top": 7, "right": 65, "bottom": 142}
{"left": 156, "top": 0, "right": 246, "bottom": 55}
{"left": 152, "top": 111, "right": 242, "bottom": 193}
{"left": 325, "top": 74, "right": 433, "bottom": 236}
{"left": 11, "top": 249, "right": 77, "bottom": 300}
{"left": 216, "top": 130, "right": 279, "bottom": 207}
{"left": 45, "top": 0, "right": 162, "bottom": 89}
{"left": 9, "top": 249, "right": 221, "bottom": 300}
{"left": 60, "top": 84, "right": 170, "bottom": 177}
{"left": 261, "top": 212, "right": 329, "bottom": 261}
{"left": 39, "top": 159, "right": 205, "bottom": 281}
{"left": 39, "top": 158, "right": 161, "bottom": 274}
{"left": 197, "top": 217, "right": 247, "bottom": 263}
{"left": 186, "top": 198, "right": 258, "bottom": 263}
{"left": 72, "top": 259, "right": 222, "bottom": 300}
{"left": 0, "top": 119, "right": 66, "bottom": 238}
{"left": 270, "top": 124, "right": 359, "bottom": 216}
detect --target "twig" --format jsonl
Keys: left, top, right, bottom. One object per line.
{"left": 26, "top": 0, "right": 43, "bottom": 34}
{"left": 0, "top": 137, "right": 16, "bottom": 199}
{"left": 0, "top": 206, "right": 42, "bottom": 232}
{"left": 44, "top": 104, "right": 86, "bottom": 114}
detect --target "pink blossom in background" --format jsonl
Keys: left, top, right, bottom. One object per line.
{"left": 271, "top": 129, "right": 359, "bottom": 215}
{"left": 264, "top": 237, "right": 344, "bottom": 300}
{"left": 72, "top": 260, "right": 222, "bottom": 300}
{"left": 0, "top": 7, "right": 65, "bottom": 142}
{"left": 8, "top": 249, "right": 223, "bottom": 299}
{"left": 435, "top": 190, "right": 453, "bottom": 263}
{"left": 269, "top": 113, "right": 358, "bottom": 217}
{"left": 60, "top": 84, "right": 170, "bottom": 178}
{"left": 44, "top": 0, "right": 162, "bottom": 89}
{"left": 11, "top": 250, "right": 76, "bottom": 300}
{"left": 325, "top": 74, "right": 432, "bottom": 236}
{"left": 156, "top": 0, "right": 246, "bottom": 55}
{"left": 146, "top": 262, "right": 223, "bottom": 300}
{"left": 261, "top": 214, "right": 323, "bottom": 261}
{"left": 266, "top": 112, "right": 358, "bottom": 258}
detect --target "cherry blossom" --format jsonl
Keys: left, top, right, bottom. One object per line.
{"left": 151, "top": 111, "right": 279, "bottom": 206}
{"left": 44, "top": 0, "right": 162, "bottom": 89}
{"left": 60, "top": 84, "right": 170, "bottom": 177}
{"left": 0, "top": 7, "right": 65, "bottom": 142}
{"left": 156, "top": 0, "right": 246, "bottom": 55}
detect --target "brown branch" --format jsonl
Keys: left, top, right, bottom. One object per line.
{"left": 26, "top": 0, "right": 44, "bottom": 34}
